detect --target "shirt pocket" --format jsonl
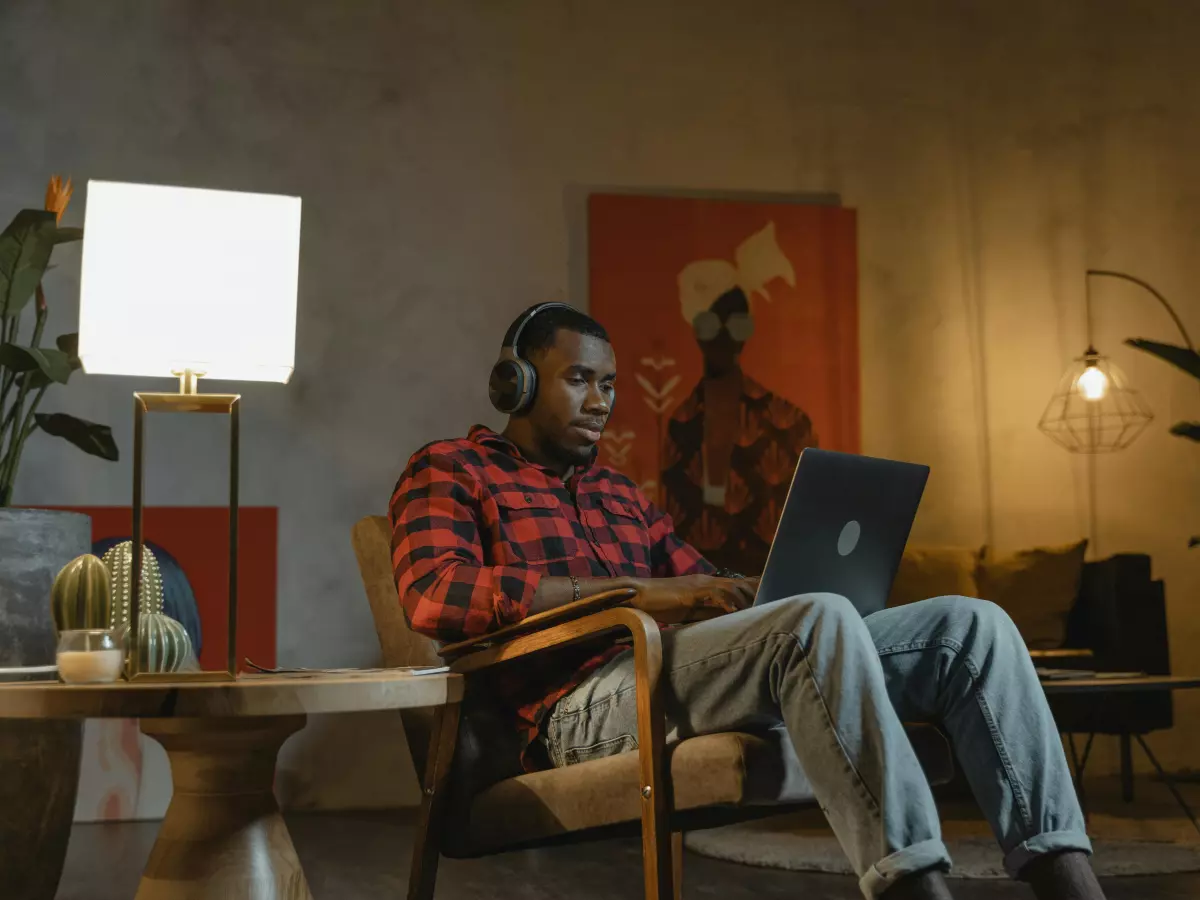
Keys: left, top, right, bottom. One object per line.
{"left": 585, "top": 496, "right": 653, "bottom": 574}
{"left": 493, "top": 491, "right": 579, "bottom": 564}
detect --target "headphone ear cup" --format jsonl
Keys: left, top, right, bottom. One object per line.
{"left": 489, "top": 358, "right": 537, "bottom": 414}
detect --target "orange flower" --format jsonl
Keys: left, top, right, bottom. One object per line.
{"left": 45, "top": 175, "right": 73, "bottom": 224}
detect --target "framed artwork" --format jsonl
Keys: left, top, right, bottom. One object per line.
{"left": 588, "top": 193, "right": 859, "bottom": 575}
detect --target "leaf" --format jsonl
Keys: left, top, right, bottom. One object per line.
{"left": 1169, "top": 421, "right": 1200, "bottom": 442}
{"left": 0, "top": 343, "right": 72, "bottom": 384}
{"left": 33, "top": 413, "right": 119, "bottom": 461}
{"left": 1125, "top": 338, "right": 1200, "bottom": 381}
{"left": 50, "top": 227, "right": 82, "bottom": 245}
{"left": 0, "top": 209, "right": 57, "bottom": 318}
{"left": 55, "top": 333, "right": 81, "bottom": 370}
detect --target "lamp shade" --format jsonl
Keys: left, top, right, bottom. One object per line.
{"left": 78, "top": 180, "right": 301, "bottom": 383}
{"left": 1038, "top": 348, "right": 1153, "bottom": 453}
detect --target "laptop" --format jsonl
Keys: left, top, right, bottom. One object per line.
{"left": 753, "top": 447, "right": 929, "bottom": 617}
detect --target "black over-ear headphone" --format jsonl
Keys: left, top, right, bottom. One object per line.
{"left": 488, "top": 302, "right": 575, "bottom": 414}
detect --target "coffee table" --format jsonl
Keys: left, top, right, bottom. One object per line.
{"left": 0, "top": 670, "right": 463, "bottom": 899}
{"left": 1041, "top": 674, "right": 1200, "bottom": 833}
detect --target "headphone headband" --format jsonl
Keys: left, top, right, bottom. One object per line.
{"left": 506, "top": 301, "right": 575, "bottom": 359}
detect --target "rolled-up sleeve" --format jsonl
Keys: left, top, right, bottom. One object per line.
{"left": 389, "top": 450, "right": 542, "bottom": 643}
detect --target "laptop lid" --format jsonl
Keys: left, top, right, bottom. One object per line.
{"left": 754, "top": 447, "right": 929, "bottom": 616}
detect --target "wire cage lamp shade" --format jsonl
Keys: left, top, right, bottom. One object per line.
{"left": 1038, "top": 347, "right": 1153, "bottom": 453}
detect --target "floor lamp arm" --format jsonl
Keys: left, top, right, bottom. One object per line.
{"left": 1086, "top": 269, "right": 1195, "bottom": 351}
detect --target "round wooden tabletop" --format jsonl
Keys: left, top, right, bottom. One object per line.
{"left": 0, "top": 670, "right": 463, "bottom": 719}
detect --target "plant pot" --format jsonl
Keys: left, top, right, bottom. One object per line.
{"left": 0, "top": 508, "right": 90, "bottom": 900}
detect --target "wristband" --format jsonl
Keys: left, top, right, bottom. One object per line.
{"left": 570, "top": 575, "right": 581, "bottom": 602}
{"left": 715, "top": 568, "right": 745, "bottom": 580}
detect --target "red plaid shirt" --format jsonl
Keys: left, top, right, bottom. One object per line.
{"left": 390, "top": 425, "right": 713, "bottom": 771}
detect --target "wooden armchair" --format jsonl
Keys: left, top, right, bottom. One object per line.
{"left": 352, "top": 515, "right": 954, "bottom": 900}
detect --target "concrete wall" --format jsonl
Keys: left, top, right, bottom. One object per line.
{"left": 3, "top": 0, "right": 1198, "bottom": 809}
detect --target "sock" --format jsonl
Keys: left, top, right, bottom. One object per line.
{"left": 1022, "top": 850, "right": 1106, "bottom": 900}
{"left": 881, "top": 868, "right": 955, "bottom": 900}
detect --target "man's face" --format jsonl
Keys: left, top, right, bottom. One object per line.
{"left": 525, "top": 329, "right": 616, "bottom": 468}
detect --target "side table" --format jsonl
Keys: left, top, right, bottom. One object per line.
{"left": 0, "top": 670, "right": 463, "bottom": 900}
{"left": 1042, "top": 674, "right": 1200, "bottom": 833}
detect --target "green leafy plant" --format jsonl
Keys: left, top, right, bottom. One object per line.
{"left": 1125, "top": 337, "right": 1200, "bottom": 547}
{"left": 0, "top": 176, "right": 118, "bottom": 505}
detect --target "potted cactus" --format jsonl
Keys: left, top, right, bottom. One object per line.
{"left": 0, "top": 177, "right": 118, "bottom": 900}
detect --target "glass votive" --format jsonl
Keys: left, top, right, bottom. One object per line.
{"left": 56, "top": 629, "right": 124, "bottom": 684}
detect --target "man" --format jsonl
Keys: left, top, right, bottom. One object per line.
{"left": 390, "top": 304, "right": 1101, "bottom": 900}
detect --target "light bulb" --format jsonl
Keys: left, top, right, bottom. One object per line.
{"left": 1077, "top": 365, "right": 1109, "bottom": 401}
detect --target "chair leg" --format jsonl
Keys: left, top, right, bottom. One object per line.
{"left": 671, "top": 832, "right": 683, "bottom": 900}
{"left": 407, "top": 703, "right": 461, "bottom": 900}
{"left": 1120, "top": 733, "right": 1134, "bottom": 803}
{"left": 632, "top": 619, "right": 673, "bottom": 900}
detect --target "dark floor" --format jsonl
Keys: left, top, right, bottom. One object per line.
{"left": 56, "top": 778, "right": 1200, "bottom": 899}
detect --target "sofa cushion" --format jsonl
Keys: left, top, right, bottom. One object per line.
{"left": 888, "top": 545, "right": 983, "bottom": 608}
{"left": 451, "top": 724, "right": 952, "bottom": 857}
{"left": 977, "top": 539, "right": 1088, "bottom": 649}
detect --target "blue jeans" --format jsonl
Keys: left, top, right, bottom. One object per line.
{"left": 539, "top": 595, "right": 1091, "bottom": 899}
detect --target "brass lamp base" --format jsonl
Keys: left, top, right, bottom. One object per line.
{"left": 128, "top": 368, "right": 240, "bottom": 681}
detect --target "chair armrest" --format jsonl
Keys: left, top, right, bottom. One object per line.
{"left": 438, "top": 587, "right": 638, "bottom": 660}
{"left": 448, "top": 603, "right": 656, "bottom": 675}
{"left": 448, "top": 602, "right": 674, "bottom": 890}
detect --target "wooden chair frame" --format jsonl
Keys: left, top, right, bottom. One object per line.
{"left": 409, "top": 589, "right": 682, "bottom": 900}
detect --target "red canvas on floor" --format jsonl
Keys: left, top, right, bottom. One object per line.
{"left": 43, "top": 506, "right": 277, "bottom": 672}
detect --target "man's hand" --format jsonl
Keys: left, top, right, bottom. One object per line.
{"left": 627, "top": 575, "right": 759, "bottom": 624}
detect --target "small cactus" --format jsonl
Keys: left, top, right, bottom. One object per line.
{"left": 102, "top": 541, "right": 164, "bottom": 629}
{"left": 136, "top": 613, "right": 193, "bottom": 674}
{"left": 50, "top": 554, "right": 113, "bottom": 634}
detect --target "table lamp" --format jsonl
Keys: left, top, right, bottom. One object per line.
{"left": 78, "top": 180, "right": 301, "bottom": 680}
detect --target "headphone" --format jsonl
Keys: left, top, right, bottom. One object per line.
{"left": 488, "top": 302, "right": 575, "bottom": 414}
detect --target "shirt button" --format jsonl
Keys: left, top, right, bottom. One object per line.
{"left": 524, "top": 494, "right": 533, "bottom": 502}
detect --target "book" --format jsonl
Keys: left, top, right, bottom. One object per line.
{"left": 242, "top": 660, "right": 450, "bottom": 677}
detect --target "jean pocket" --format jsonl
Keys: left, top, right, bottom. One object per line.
{"left": 562, "top": 733, "right": 637, "bottom": 766}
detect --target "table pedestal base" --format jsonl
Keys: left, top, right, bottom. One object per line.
{"left": 136, "top": 715, "right": 310, "bottom": 900}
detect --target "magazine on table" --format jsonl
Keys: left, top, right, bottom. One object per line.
{"left": 242, "top": 660, "right": 450, "bottom": 678}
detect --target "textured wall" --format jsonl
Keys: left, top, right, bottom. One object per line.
{"left": 3, "top": 0, "right": 1199, "bottom": 809}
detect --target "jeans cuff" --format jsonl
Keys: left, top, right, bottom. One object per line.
{"left": 858, "top": 838, "right": 952, "bottom": 899}
{"left": 1004, "top": 829, "right": 1094, "bottom": 879}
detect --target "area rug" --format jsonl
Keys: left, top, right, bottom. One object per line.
{"left": 685, "top": 811, "right": 1200, "bottom": 878}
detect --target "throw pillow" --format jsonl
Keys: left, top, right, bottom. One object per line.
{"left": 888, "top": 546, "right": 983, "bottom": 608}
{"left": 976, "top": 539, "right": 1088, "bottom": 649}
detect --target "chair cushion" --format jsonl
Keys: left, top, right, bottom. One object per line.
{"left": 452, "top": 724, "right": 952, "bottom": 857}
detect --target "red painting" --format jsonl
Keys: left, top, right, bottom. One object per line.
{"left": 588, "top": 194, "right": 859, "bottom": 574}
{"left": 45, "top": 506, "right": 277, "bottom": 672}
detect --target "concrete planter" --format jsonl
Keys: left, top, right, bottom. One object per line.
{"left": 0, "top": 508, "right": 90, "bottom": 900}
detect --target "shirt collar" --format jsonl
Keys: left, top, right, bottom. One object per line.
{"left": 468, "top": 424, "right": 597, "bottom": 478}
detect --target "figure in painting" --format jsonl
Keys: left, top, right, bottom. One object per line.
{"left": 660, "top": 222, "right": 817, "bottom": 575}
